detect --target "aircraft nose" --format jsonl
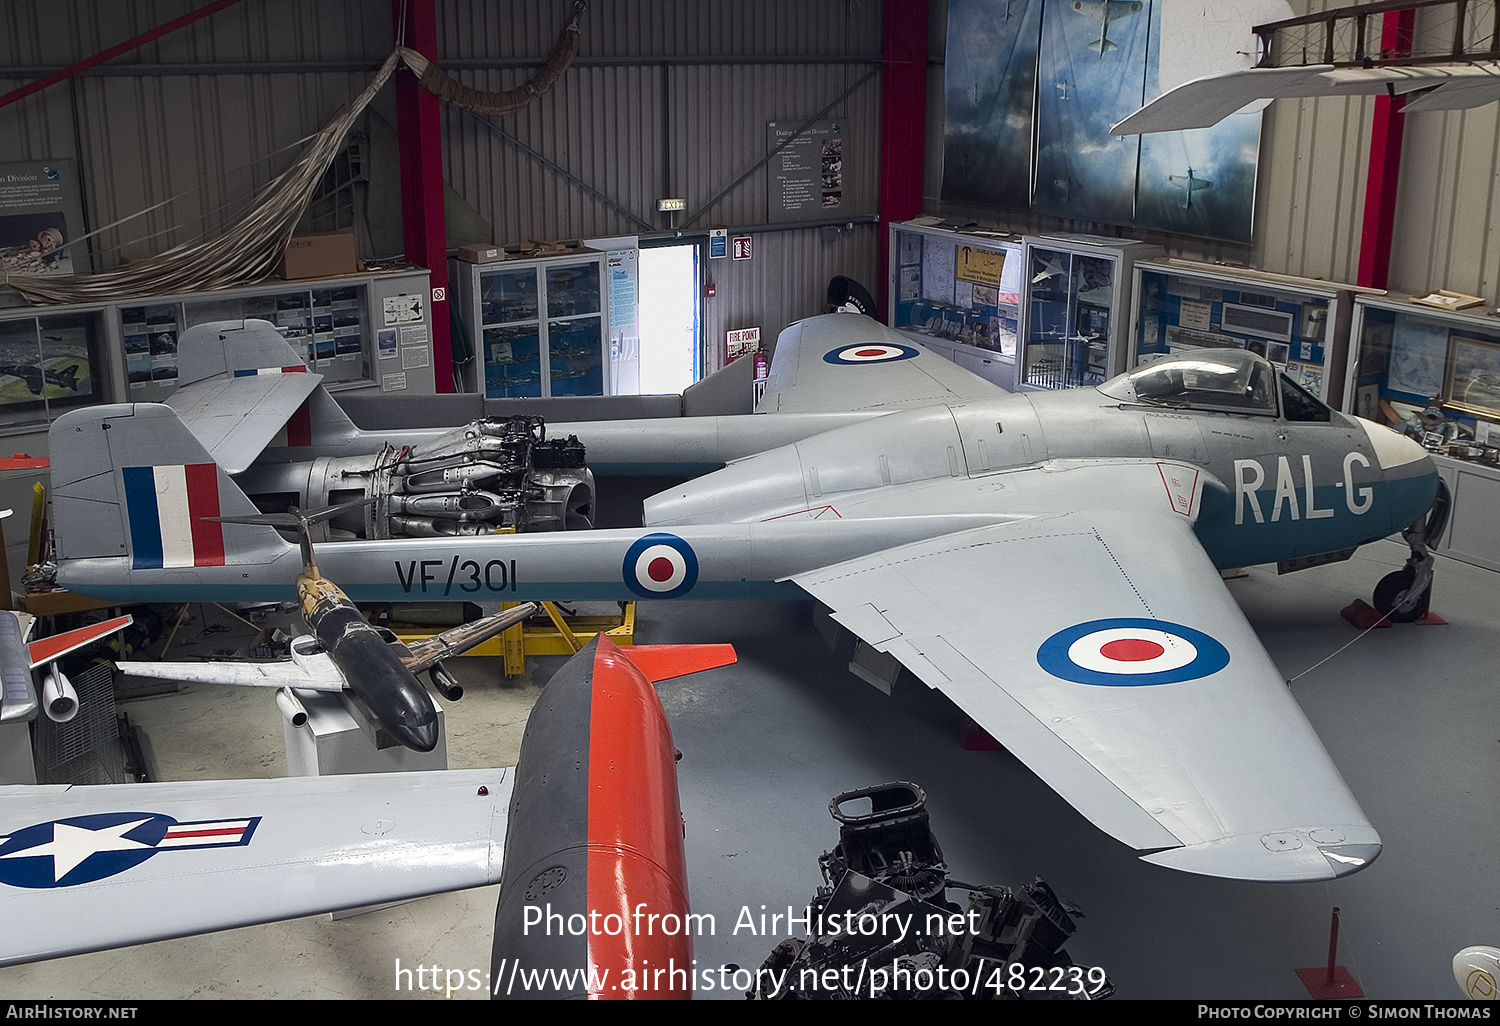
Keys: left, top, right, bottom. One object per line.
{"left": 399, "top": 718, "right": 440, "bottom": 754}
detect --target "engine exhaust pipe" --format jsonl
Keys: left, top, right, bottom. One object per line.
{"left": 429, "top": 663, "right": 464, "bottom": 701}
{"left": 41, "top": 668, "right": 79, "bottom": 723}
{"left": 275, "top": 688, "right": 309, "bottom": 728}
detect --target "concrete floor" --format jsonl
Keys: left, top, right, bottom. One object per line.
{"left": 0, "top": 538, "right": 1496, "bottom": 1000}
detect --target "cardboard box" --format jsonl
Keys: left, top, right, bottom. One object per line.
{"left": 278, "top": 232, "right": 357, "bottom": 280}
{"left": 457, "top": 243, "right": 504, "bottom": 264}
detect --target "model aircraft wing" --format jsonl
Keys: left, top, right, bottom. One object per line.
{"left": 788, "top": 463, "right": 1377, "bottom": 883}
{"left": 26, "top": 615, "right": 133, "bottom": 669}
{"left": 398, "top": 602, "right": 539, "bottom": 675}
{"left": 122, "top": 654, "right": 347, "bottom": 692}
{"left": 164, "top": 368, "right": 322, "bottom": 475}
{"left": 756, "top": 314, "right": 1004, "bottom": 415}
{"left": 0, "top": 769, "right": 511, "bottom": 966}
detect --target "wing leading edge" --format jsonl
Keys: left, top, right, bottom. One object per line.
{"left": 789, "top": 461, "right": 1378, "bottom": 883}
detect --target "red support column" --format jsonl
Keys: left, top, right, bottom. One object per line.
{"left": 1357, "top": 10, "right": 1416, "bottom": 290}
{"left": 392, "top": 0, "right": 453, "bottom": 391}
{"left": 877, "top": 0, "right": 929, "bottom": 323}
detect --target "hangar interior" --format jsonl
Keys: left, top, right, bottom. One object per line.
{"left": 1, "top": 0, "right": 1499, "bottom": 1002}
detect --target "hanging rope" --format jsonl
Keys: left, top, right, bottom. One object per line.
{"left": 397, "top": 0, "right": 585, "bottom": 116}
{"left": 3, "top": 1, "right": 587, "bottom": 306}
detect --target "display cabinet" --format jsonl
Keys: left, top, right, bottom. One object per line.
{"left": 1344, "top": 293, "right": 1500, "bottom": 572}
{"left": 0, "top": 305, "right": 110, "bottom": 431}
{"left": 117, "top": 269, "right": 434, "bottom": 401}
{"left": 0, "top": 268, "right": 434, "bottom": 442}
{"left": 1130, "top": 260, "right": 1367, "bottom": 403}
{"left": 887, "top": 221, "right": 1022, "bottom": 390}
{"left": 1017, "top": 234, "right": 1161, "bottom": 391}
{"left": 452, "top": 251, "right": 611, "bottom": 399}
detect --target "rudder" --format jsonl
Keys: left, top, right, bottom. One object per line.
{"left": 50, "top": 404, "right": 287, "bottom": 568}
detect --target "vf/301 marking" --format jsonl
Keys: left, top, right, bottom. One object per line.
{"left": 395, "top": 557, "right": 518, "bottom": 595}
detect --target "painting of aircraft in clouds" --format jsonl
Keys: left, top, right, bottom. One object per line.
{"left": 1071, "top": 0, "right": 1143, "bottom": 56}
{"left": 1166, "top": 168, "right": 1214, "bottom": 210}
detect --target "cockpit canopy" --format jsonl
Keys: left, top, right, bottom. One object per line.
{"left": 1099, "top": 349, "right": 1279, "bottom": 415}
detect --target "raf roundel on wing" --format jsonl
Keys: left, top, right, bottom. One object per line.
{"left": 1036, "top": 618, "right": 1230, "bottom": 686}
{"left": 823, "top": 343, "right": 920, "bottom": 365}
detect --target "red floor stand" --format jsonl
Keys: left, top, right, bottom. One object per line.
{"left": 960, "top": 719, "right": 1000, "bottom": 751}
{"left": 1341, "top": 600, "right": 1391, "bottom": 630}
{"left": 1298, "top": 907, "right": 1364, "bottom": 998}
{"left": 1341, "top": 600, "right": 1448, "bottom": 629}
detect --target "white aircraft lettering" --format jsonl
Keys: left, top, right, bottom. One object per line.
{"left": 1344, "top": 452, "right": 1374, "bottom": 514}
{"left": 1236, "top": 453, "right": 1373, "bottom": 526}
{"left": 1234, "top": 459, "right": 1265, "bottom": 525}
{"left": 1271, "top": 456, "right": 1300, "bottom": 522}
{"left": 1303, "top": 455, "right": 1334, "bottom": 520}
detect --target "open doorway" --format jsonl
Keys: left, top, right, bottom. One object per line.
{"left": 637, "top": 241, "right": 701, "bottom": 395}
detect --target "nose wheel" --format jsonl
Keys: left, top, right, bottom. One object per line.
{"left": 1372, "top": 480, "right": 1450, "bottom": 623}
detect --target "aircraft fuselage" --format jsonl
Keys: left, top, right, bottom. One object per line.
{"left": 55, "top": 382, "right": 1438, "bottom": 607}
{"left": 297, "top": 572, "right": 440, "bottom": 752}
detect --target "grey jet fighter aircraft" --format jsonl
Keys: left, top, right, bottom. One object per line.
{"left": 45, "top": 313, "right": 1442, "bottom": 884}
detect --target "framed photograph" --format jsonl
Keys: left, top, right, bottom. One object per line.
{"left": 1434, "top": 336, "right": 1500, "bottom": 417}
{"left": 1355, "top": 383, "right": 1381, "bottom": 422}
{"left": 1445, "top": 334, "right": 1500, "bottom": 417}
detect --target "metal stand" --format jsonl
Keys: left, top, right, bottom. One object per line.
{"left": 1297, "top": 907, "right": 1364, "bottom": 998}
{"left": 282, "top": 689, "right": 447, "bottom": 777}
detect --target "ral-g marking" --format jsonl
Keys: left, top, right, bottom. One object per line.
{"left": 1234, "top": 453, "right": 1371, "bottom": 525}
{"left": 623, "top": 533, "right": 698, "bottom": 598}
{"left": 0, "top": 812, "right": 259, "bottom": 888}
{"left": 823, "top": 343, "right": 920, "bottom": 365}
{"left": 1037, "top": 618, "right": 1230, "bottom": 686}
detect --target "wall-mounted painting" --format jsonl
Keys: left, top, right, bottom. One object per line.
{"left": 942, "top": 1, "right": 1290, "bottom": 244}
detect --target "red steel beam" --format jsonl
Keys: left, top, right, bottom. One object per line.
{"left": 877, "top": 0, "right": 929, "bottom": 323}
{"left": 1356, "top": 9, "right": 1416, "bottom": 289}
{"left": 392, "top": 0, "right": 453, "bottom": 392}
{"left": 0, "top": 0, "right": 247, "bottom": 111}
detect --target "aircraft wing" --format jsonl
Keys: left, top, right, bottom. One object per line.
{"left": 757, "top": 315, "right": 1004, "bottom": 414}
{"left": 398, "top": 602, "right": 539, "bottom": 675}
{"left": 26, "top": 615, "right": 133, "bottom": 669}
{"left": 165, "top": 368, "right": 322, "bottom": 475}
{"left": 788, "top": 463, "right": 1378, "bottom": 883}
{"left": 0, "top": 769, "right": 511, "bottom": 967}
{"left": 122, "top": 653, "right": 347, "bottom": 692}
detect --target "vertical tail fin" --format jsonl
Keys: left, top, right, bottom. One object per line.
{"left": 50, "top": 404, "right": 288, "bottom": 568}
{"left": 175, "top": 318, "right": 360, "bottom": 452}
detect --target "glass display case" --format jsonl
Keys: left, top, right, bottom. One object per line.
{"left": 887, "top": 221, "right": 1022, "bottom": 390}
{"left": 0, "top": 306, "right": 108, "bottom": 430}
{"left": 1131, "top": 260, "right": 1362, "bottom": 403}
{"left": 453, "top": 251, "right": 610, "bottom": 399}
{"left": 118, "top": 269, "right": 433, "bottom": 400}
{"left": 1345, "top": 293, "right": 1500, "bottom": 572}
{"left": 1018, "top": 234, "right": 1161, "bottom": 391}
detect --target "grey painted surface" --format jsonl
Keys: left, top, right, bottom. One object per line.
{"left": 0, "top": 540, "right": 1495, "bottom": 997}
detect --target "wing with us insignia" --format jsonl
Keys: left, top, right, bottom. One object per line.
{"left": 758, "top": 319, "right": 1379, "bottom": 883}
{"left": 0, "top": 770, "right": 510, "bottom": 966}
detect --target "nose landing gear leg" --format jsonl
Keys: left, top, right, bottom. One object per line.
{"left": 1372, "top": 480, "right": 1450, "bottom": 623}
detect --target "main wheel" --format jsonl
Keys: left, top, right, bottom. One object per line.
{"left": 1373, "top": 568, "right": 1430, "bottom": 623}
